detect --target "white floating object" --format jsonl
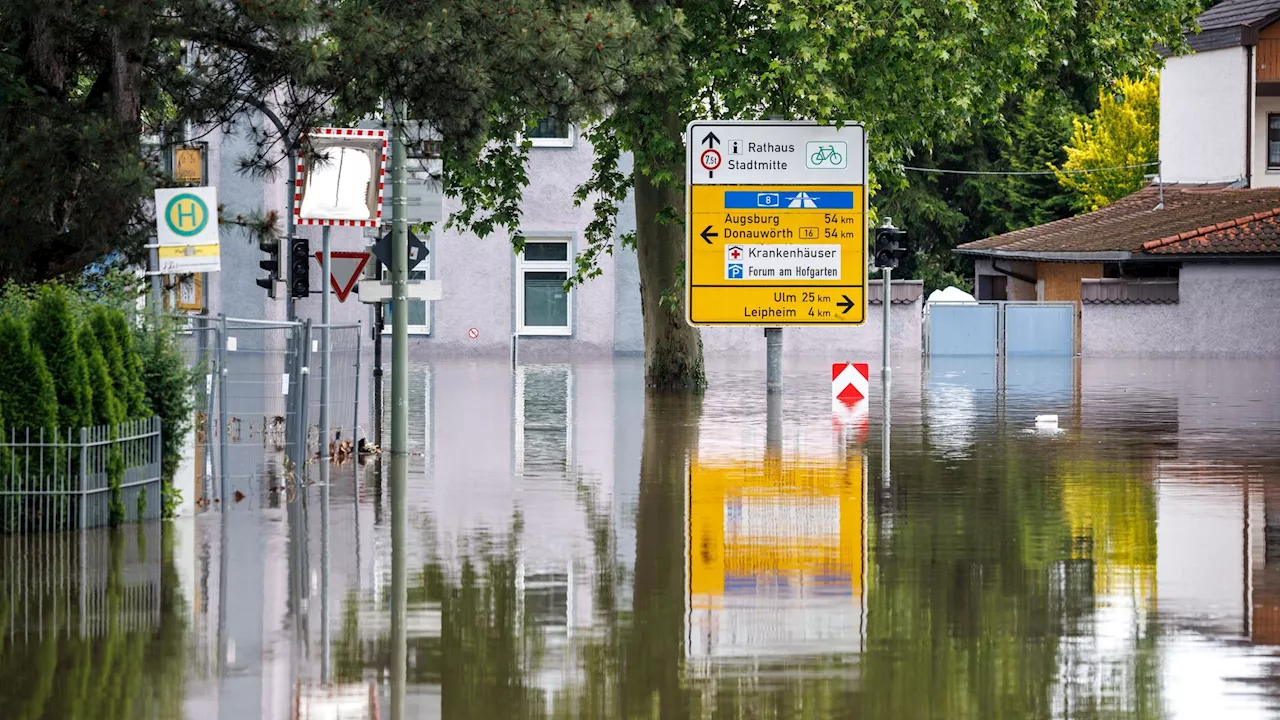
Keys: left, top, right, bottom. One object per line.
{"left": 1035, "top": 415, "right": 1058, "bottom": 425}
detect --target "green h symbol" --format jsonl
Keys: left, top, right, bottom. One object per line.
{"left": 177, "top": 201, "right": 197, "bottom": 228}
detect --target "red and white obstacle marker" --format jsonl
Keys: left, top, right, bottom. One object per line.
{"left": 832, "top": 363, "right": 870, "bottom": 406}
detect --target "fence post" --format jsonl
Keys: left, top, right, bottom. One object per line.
{"left": 217, "top": 315, "right": 229, "bottom": 504}
{"left": 79, "top": 427, "right": 88, "bottom": 531}
{"left": 353, "top": 324, "right": 362, "bottom": 451}
{"left": 297, "top": 320, "right": 313, "bottom": 472}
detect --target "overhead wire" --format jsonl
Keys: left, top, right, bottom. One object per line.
{"left": 899, "top": 161, "right": 1160, "bottom": 177}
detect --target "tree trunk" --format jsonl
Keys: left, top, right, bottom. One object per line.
{"left": 109, "top": 0, "right": 153, "bottom": 133}
{"left": 635, "top": 110, "right": 706, "bottom": 391}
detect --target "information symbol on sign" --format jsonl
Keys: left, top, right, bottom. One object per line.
{"left": 165, "top": 193, "right": 209, "bottom": 238}
{"left": 729, "top": 140, "right": 743, "bottom": 155}
{"left": 700, "top": 149, "right": 721, "bottom": 171}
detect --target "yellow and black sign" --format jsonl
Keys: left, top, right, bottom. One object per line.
{"left": 685, "top": 121, "right": 867, "bottom": 326}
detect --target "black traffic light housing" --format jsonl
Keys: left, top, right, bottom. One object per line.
{"left": 289, "top": 236, "right": 310, "bottom": 298}
{"left": 874, "top": 225, "right": 908, "bottom": 269}
{"left": 255, "top": 237, "right": 280, "bottom": 298}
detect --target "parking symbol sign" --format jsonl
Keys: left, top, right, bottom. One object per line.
{"left": 727, "top": 264, "right": 744, "bottom": 279}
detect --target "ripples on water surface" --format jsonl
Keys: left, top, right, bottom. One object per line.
{"left": 2, "top": 357, "right": 1280, "bottom": 719}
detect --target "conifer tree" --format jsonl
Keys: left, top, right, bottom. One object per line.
{"left": 28, "top": 285, "right": 91, "bottom": 431}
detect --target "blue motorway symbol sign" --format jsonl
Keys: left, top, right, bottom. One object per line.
{"left": 724, "top": 191, "right": 854, "bottom": 210}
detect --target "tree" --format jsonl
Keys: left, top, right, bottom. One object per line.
{"left": 1055, "top": 74, "right": 1161, "bottom": 211}
{"left": 447, "top": 0, "right": 1201, "bottom": 390}
{"left": 0, "top": 313, "right": 59, "bottom": 437}
{"left": 27, "top": 285, "right": 91, "bottom": 431}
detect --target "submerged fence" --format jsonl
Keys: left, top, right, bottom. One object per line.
{"left": 177, "top": 315, "right": 364, "bottom": 504}
{"left": 0, "top": 418, "right": 163, "bottom": 533}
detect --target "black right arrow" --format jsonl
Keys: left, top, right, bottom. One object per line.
{"left": 699, "top": 225, "right": 718, "bottom": 244}
{"left": 836, "top": 295, "right": 855, "bottom": 314}
{"left": 701, "top": 131, "right": 721, "bottom": 148}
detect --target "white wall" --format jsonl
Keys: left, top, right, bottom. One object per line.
{"left": 1161, "top": 48, "right": 1249, "bottom": 184}
{"left": 1081, "top": 262, "right": 1280, "bottom": 356}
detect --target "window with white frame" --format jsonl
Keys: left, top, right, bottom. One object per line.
{"left": 381, "top": 248, "right": 431, "bottom": 335}
{"left": 516, "top": 239, "right": 572, "bottom": 336}
{"left": 528, "top": 108, "right": 575, "bottom": 148}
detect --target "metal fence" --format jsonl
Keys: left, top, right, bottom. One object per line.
{"left": 924, "top": 301, "right": 1077, "bottom": 357}
{"left": 0, "top": 418, "right": 163, "bottom": 533}
{"left": 175, "top": 315, "right": 364, "bottom": 505}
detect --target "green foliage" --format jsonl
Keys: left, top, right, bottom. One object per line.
{"left": 0, "top": 314, "right": 59, "bottom": 441}
{"left": 136, "top": 318, "right": 196, "bottom": 514}
{"left": 27, "top": 285, "right": 91, "bottom": 432}
{"left": 90, "top": 307, "right": 150, "bottom": 420}
{"left": 79, "top": 324, "right": 126, "bottom": 525}
{"left": 109, "top": 310, "right": 152, "bottom": 420}
{"left": 1055, "top": 74, "right": 1161, "bottom": 211}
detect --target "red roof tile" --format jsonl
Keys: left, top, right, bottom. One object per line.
{"left": 956, "top": 183, "right": 1280, "bottom": 257}
{"left": 1145, "top": 211, "right": 1280, "bottom": 255}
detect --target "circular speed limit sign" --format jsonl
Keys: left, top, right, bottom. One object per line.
{"left": 700, "top": 149, "right": 722, "bottom": 172}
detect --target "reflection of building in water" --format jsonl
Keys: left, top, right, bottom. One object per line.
{"left": 687, "top": 455, "right": 866, "bottom": 660}
{"left": 293, "top": 681, "right": 379, "bottom": 720}
{"left": 515, "top": 365, "right": 573, "bottom": 477}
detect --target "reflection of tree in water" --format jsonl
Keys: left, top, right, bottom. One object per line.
{"left": 336, "top": 399, "right": 1168, "bottom": 718}
{"left": 0, "top": 524, "right": 188, "bottom": 719}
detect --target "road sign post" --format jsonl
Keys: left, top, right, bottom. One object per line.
{"left": 685, "top": 121, "right": 867, "bottom": 326}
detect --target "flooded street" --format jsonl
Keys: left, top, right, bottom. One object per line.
{"left": 4, "top": 357, "right": 1280, "bottom": 718}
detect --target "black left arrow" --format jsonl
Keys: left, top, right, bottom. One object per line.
{"left": 836, "top": 295, "right": 855, "bottom": 314}
{"left": 700, "top": 225, "right": 718, "bottom": 244}
{"left": 701, "top": 131, "right": 721, "bottom": 148}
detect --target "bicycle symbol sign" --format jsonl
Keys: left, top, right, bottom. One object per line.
{"left": 806, "top": 141, "right": 847, "bottom": 170}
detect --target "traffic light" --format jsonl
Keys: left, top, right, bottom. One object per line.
{"left": 289, "top": 236, "right": 310, "bottom": 298}
{"left": 255, "top": 237, "right": 279, "bottom": 298}
{"left": 874, "top": 223, "right": 908, "bottom": 269}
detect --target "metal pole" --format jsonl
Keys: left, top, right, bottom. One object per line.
{"left": 882, "top": 267, "right": 892, "bottom": 384}
{"left": 298, "top": 321, "right": 313, "bottom": 467}
{"left": 320, "top": 453, "right": 330, "bottom": 682}
{"left": 217, "top": 315, "right": 230, "bottom": 504}
{"left": 765, "top": 328, "right": 782, "bottom": 394}
{"left": 353, "top": 320, "right": 363, "bottom": 466}
{"left": 374, "top": 312, "right": 383, "bottom": 447}
{"left": 286, "top": 158, "right": 298, "bottom": 323}
{"left": 320, "top": 226, "right": 331, "bottom": 457}
{"left": 389, "top": 100, "right": 409, "bottom": 720}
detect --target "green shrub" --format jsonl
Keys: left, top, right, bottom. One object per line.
{"left": 28, "top": 285, "right": 91, "bottom": 432}
{"left": 137, "top": 319, "right": 195, "bottom": 516}
{"left": 108, "top": 310, "right": 151, "bottom": 419}
{"left": 0, "top": 313, "right": 59, "bottom": 438}
{"left": 90, "top": 308, "right": 149, "bottom": 420}
{"left": 79, "top": 325, "right": 125, "bottom": 525}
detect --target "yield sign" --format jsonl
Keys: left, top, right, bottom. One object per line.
{"left": 314, "top": 251, "right": 370, "bottom": 303}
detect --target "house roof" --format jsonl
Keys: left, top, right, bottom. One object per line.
{"left": 955, "top": 183, "right": 1280, "bottom": 260}
{"left": 1197, "top": 0, "right": 1280, "bottom": 32}
{"left": 1144, "top": 208, "right": 1280, "bottom": 254}
{"left": 1184, "top": 0, "right": 1280, "bottom": 51}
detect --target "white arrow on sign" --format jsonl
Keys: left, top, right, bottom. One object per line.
{"left": 313, "top": 251, "right": 370, "bottom": 303}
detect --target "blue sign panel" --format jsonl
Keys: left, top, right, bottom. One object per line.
{"left": 724, "top": 191, "right": 855, "bottom": 210}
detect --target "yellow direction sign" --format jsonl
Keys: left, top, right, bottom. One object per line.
{"left": 685, "top": 121, "right": 867, "bottom": 326}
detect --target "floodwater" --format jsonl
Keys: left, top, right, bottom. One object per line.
{"left": 3, "top": 356, "right": 1280, "bottom": 719}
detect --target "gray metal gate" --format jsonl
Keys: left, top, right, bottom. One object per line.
{"left": 925, "top": 301, "right": 1075, "bottom": 357}
{"left": 178, "top": 316, "right": 364, "bottom": 506}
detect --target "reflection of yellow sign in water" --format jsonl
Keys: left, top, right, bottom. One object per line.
{"left": 687, "top": 454, "right": 866, "bottom": 659}
{"left": 154, "top": 186, "right": 221, "bottom": 274}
